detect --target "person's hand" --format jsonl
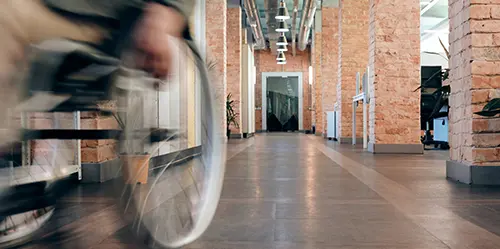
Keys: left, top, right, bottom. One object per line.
{"left": 133, "top": 3, "right": 186, "bottom": 78}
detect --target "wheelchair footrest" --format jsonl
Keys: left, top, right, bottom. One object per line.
{"left": 0, "top": 176, "right": 75, "bottom": 217}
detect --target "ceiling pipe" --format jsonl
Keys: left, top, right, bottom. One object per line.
{"left": 243, "top": 0, "right": 266, "bottom": 49}
{"left": 297, "top": 0, "right": 317, "bottom": 51}
{"left": 291, "top": 0, "right": 299, "bottom": 56}
{"left": 264, "top": 0, "right": 279, "bottom": 54}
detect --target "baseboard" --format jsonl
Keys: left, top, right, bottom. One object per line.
{"left": 256, "top": 130, "right": 266, "bottom": 133}
{"left": 229, "top": 133, "right": 243, "bottom": 139}
{"left": 150, "top": 146, "right": 202, "bottom": 169}
{"left": 81, "top": 146, "right": 202, "bottom": 183}
{"left": 243, "top": 132, "right": 255, "bottom": 138}
{"left": 368, "top": 143, "right": 423, "bottom": 154}
{"left": 447, "top": 160, "right": 500, "bottom": 185}
{"left": 81, "top": 158, "right": 121, "bottom": 183}
{"left": 339, "top": 137, "right": 363, "bottom": 144}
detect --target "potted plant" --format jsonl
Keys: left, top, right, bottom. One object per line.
{"left": 226, "top": 93, "right": 239, "bottom": 139}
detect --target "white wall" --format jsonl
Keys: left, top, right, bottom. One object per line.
{"left": 241, "top": 44, "right": 257, "bottom": 135}
{"left": 194, "top": 0, "right": 205, "bottom": 145}
{"left": 421, "top": 52, "right": 448, "bottom": 68}
{"left": 421, "top": 34, "right": 449, "bottom": 68}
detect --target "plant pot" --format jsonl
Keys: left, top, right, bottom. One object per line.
{"left": 226, "top": 129, "right": 231, "bottom": 139}
{"left": 121, "top": 154, "right": 150, "bottom": 184}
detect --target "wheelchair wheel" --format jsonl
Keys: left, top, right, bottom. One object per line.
{"left": 114, "top": 37, "right": 225, "bottom": 249}
{"left": 0, "top": 41, "right": 88, "bottom": 248}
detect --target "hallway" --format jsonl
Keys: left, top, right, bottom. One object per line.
{"left": 188, "top": 133, "right": 500, "bottom": 249}
{"left": 21, "top": 133, "right": 500, "bottom": 249}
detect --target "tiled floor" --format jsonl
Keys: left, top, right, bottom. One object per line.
{"left": 18, "top": 133, "right": 500, "bottom": 248}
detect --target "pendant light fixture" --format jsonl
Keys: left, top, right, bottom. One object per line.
{"left": 276, "top": 33, "right": 288, "bottom": 45}
{"left": 277, "top": 44, "right": 288, "bottom": 52}
{"left": 276, "top": 51, "right": 286, "bottom": 61}
{"left": 277, "top": 60, "right": 287, "bottom": 65}
{"left": 275, "top": 0, "right": 290, "bottom": 20}
{"left": 275, "top": 20, "right": 289, "bottom": 32}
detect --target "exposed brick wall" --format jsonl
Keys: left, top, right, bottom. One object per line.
{"left": 368, "top": 0, "right": 420, "bottom": 145}
{"left": 226, "top": 8, "right": 242, "bottom": 134}
{"left": 337, "top": 0, "right": 369, "bottom": 139}
{"left": 321, "top": 7, "right": 339, "bottom": 137}
{"left": 29, "top": 109, "right": 119, "bottom": 165}
{"left": 449, "top": 0, "right": 500, "bottom": 166}
{"left": 206, "top": 0, "right": 227, "bottom": 133}
{"left": 314, "top": 32, "right": 323, "bottom": 134}
{"left": 254, "top": 49, "right": 312, "bottom": 131}
{"left": 30, "top": 113, "right": 79, "bottom": 165}
{"left": 81, "top": 102, "right": 119, "bottom": 163}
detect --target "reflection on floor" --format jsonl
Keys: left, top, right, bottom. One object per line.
{"left": 19, "top": 133, "right": 500, "bottom": 249}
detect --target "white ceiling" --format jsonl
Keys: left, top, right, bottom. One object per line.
{"left": 420, "top": 0, "right": 449, "bottom": 54}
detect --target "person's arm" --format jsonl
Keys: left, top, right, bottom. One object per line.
{"left": 42, "top": 0, "right": 194, "bottom": 27}
{"left": 141, "top": 0, "right": 194, "bottom": 38}
{"left": 42, "top": 0, "right": 194, "bottom": 77}
{"left": 153, "top": 0, "right": 194, "bottom": 23}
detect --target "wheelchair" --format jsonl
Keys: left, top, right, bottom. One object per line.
{"left": 0, "top": 8, "right": 225, "bottom": 249}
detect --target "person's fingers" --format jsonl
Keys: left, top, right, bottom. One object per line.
{"left": 153, "top": 44, "right": 171, "bottom": 79}
{"left": 135, "top": 31, "right": 171, "bottom": 78}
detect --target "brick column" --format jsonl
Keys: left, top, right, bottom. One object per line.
{"left": 206, "top": 0, "right": 227, "bottom": 133}
{"left": 77, "top": 102, "right": 121, "bottom": 183}
{"left": 446, "top": 0, "right": 500, "bottom": 184}
{"left": 226, "top": 7, "right": 242, "bottom": 138}
{"left": 313, "top": 13, "right": 323, "bottom": 135}
{"left": 81, "top": 111, "right": 119, "bottom": 164}
{"left": 337, "top": 0, "right": 369, "bottom": 144}
{"left": 367, "top": 0, "right": 422, "bottom": 154}
{"left": 321, "top": 7, "right": 339, "bottom": 138}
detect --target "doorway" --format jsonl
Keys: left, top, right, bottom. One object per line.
{"left": 261, "top": 72, "right": 303, "bottom": 132}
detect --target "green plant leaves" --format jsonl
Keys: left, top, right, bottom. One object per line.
{"left": 438, "top": 37, "right": 450, "bottom": 60}
{"left": 475, "top": 98, "right": 500, "bottom": 117}
{"left": 226, "top": 93, "right": 239, "bottom": 128}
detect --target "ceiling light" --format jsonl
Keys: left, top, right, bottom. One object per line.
{"left": 277, "top": 61, "right": 287, "bottom": 65}
{"left": 276, "top": 20, "right": 289, "bottom": 32}
{"left": 277, "top": 44, "right": 288, "bottom": 52}
{"left": 275, "top": 0, "right": 290, "bottom": 20}
{"left": 277, "top": 51, "right": 286, "bottom": 61}
{"left": 277, "top": 33, "right": 288, "bottom": 45}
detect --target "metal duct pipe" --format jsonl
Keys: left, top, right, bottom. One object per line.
{"left": 243, "top": 0, "right": 266, "bottom": 49}
{"left": 291, "top": 0, "right": 299, "bottom": 56}
{"left": 264, "top": 0, "right": 279, "bottom": 54}
{"left": 297, "top": 0, "right": 317, "bottom": 51}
